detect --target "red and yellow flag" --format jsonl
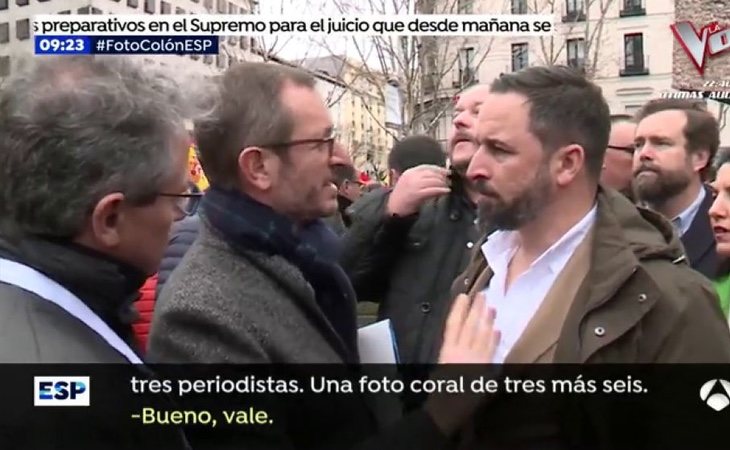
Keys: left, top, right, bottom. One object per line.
{"left": 188, "top": 143, "right": 209, "bottom": 191}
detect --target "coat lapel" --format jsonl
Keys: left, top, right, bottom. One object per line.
{"left": 680, "top": 186, "right": 716, "bottom": 276}
{"left": 503, "top": 228, "right": 594, "bottom": 364}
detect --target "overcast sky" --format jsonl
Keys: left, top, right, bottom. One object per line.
{"left": 257, "top": 0, "right": 409, "bottom": 65}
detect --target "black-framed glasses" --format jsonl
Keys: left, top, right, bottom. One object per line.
{"left": 607, "top": 144, "right": 635, "bottom": 154}
{"left": 262, "top": 133, "right": 336, "bottom": 156}
{"left": 158, "top": 191, "right": 203, "bottom": 216}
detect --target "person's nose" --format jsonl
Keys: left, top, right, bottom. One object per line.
{"left": 330, "top": 141, "right": 351, "bottom": 166}
{"left": 709, "top": 193, "right": 727, "bottom": 221}
{"left": 466, "top": 144, "right": 492, "bottom": 182}
{"left": 452, "top": 110, "right": 470, "bottom": 129}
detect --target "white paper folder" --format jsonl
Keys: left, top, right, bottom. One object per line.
{"left": 357, "top": 319, "right": 400, "bottom": 364}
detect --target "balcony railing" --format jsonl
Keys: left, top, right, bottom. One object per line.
{"left": 619, "top": 55, "right": 650, "bottom": 76}
{"left": 620, "top": 0, "right": 646, "bottom": 18}
{"left": 562, "top": 9, "right": 586, "bottom": 23}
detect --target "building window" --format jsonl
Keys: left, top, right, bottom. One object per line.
{"left": 204, "top": 0, "right": 212, "bottom": 9}
{"left": 144, "top": 0, "right": 155, "bottom": 13}
{"left": 0, "top": 55, "right": 9, "bottom": 77}
{"left": 216, "top": 54, "right": 226, "bottom": 68}
{"left": 191, "top": 0, "right": 199, "bottom": 3}
{"left": 176, "top": 7, "right": 185, "bottom": 13}
{"left": 92, "top": 7, "right": 103, "bottom": 14}
{"left": 0, "top": 0, "right": 7, "bottom": 10}
{"left": 191, "top": 54, "right": 200, "bottom": 60}
{"left": 59, "top": 10, "right": 70, "bottom": 14}
{"left": 511, "top": 43, "right": 528, "bottom": 72}
{"left": 16, "top": 0, "right": 28, "bottom": 6}
{"left": 78, "top": 6, "right": 90, "bottom": 14}
{"left": 239, "top": 6, "right": 247, "bottom": 14}
{"left": 127, "top": 0, "right": 139, "bottom": 8}
{"left": 621, "top": 33, "right": 649, "bottom": 76}
{"left": 16, "top": 19, "right": 29, "bottom": 40}
{"left": 567, "top": 38, "right": 585, "bottom": 70}
{"left": 0, "top": 22, "right": 8, "bottom": 43}
{"left": 511, "top": 0, "right": 527, "bottom": 14}
{"left": 563, "top": 0, "right": 586, "bottom": 22}
{"left": 458, "top": 47, "right": 477, "bottom": 87}
{"left": 239, "top": 36, "right": 248, "bottom": 50}
{"left": 161, "top": 1, "right": 171, "bottom": 13}
{"left": 620, "top": 0, "right": 645, "bottom": 17}
{"left": 217, "top": 0, "right": 226, "bottom": 13}
{"left": 39, "top": 0, "right": 51, "bottom": 2}
{"left": 229, "top": 2, "right": 237, "bottom": 13}
{"left": 457, "top": 0, "right": 472, "bottom": 13}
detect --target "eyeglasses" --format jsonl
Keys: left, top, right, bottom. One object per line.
{"left": 158, "top": 191, "right": 203, "bottom": 216}
{"left": 607, "top": 144, "right": 635, "bottom": 155}
{"left": 262, "top": 133, "right": 336, "bottom": 156}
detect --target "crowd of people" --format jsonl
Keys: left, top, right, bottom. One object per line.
{"left": 1, "top": 55, "right": 730, "bottom": 449}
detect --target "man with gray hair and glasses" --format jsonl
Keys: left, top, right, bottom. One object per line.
{"left": 0, "top": 56, "right": 197, "bottom": 448}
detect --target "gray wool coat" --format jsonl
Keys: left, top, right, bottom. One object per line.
{"left": 146, "top": 219, "right": 451, "bottom": 450}
{"left": 147, "top": 219, "right": 354, "bottom": 364}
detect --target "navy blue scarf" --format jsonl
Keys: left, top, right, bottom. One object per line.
{"left": 202, "top": 187, "right": 359, "bottom": 362}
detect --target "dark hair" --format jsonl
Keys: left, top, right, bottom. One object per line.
{"left": 331, "top": 164, "right": 357, "bottom": 188}
{"left": 489, "top": 65, "right": 611, "bottom": 180}
{"left": 635, "top": 98, "right": 719, "bottom": 181}
{"left": 388, "top": 135, "right": 446, "bottom": 173}
{"left": 194, "top": 62, "right": 316, "bottom": 190}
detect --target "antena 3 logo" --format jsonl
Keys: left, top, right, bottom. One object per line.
{"left": 671, "top": 21, "right": 730, "bottom": 75}
{"left": 34, "top": 376, "right": 90, "bottom": 407}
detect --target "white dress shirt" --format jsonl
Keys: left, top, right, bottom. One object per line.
{"left": 481, "top": 205, "right": 597, "bottom": 363}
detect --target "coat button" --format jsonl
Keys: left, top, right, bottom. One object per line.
{"left": 464, "top": 278, "right": 470, "bottom": 285}
{"left": 638, "top": 293, "right": 647, "bottom": 302}
{"left": 466, "top": 241, "right": 474, "bottom": 249}
{"left": 420, "top": 302, "right": 432, "bottom": 313}
{"left": 450, "top": 212, "right": 460, "bottom": 221}
{"left": 594, "top": 326, "right": 606, "bottom": 337}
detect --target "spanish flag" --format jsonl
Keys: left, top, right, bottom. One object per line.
{"left": 188, "top": 143, "right": 209, "bottom": 191}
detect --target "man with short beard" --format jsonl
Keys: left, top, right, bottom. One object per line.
{"left": 451, "top": 66, "right": 730, "bottom": 448}
{"left": 341, "top": 84, "right": 490, "bottom": 365}
{"left": 632, "top": 99, "right": 719, "bottom": 279}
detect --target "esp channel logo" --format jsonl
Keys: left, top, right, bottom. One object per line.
{"left": 34, "top": 376, "right": 90, "bottom": 407}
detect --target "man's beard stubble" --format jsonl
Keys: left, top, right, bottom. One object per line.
{"left": 474, "top": 163, "right": 553, "bottom": 231}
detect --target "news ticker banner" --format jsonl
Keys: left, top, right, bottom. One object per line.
{"left": 2, "top": 364, "right": 730, "bottom": 449}
{"left": 35, "top": 35, "right": 218, "bottom": 55}
{"left": 32, "top": 14, "right": 555, "bottom": 38}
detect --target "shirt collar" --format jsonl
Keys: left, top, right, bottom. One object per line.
{"left": 482, "top": 204, "right": 598, "bottom": 276}
{"left": 672, "top": 187, "right": 706, "bottom": 236}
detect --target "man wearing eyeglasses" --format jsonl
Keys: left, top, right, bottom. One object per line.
{"left": 148, "top": 62, "right": 501, "bottom": 450}
{"left": 601, "top": 114, "right": 637, "bottom": 200}
{"left": 0, "top": 56, "right": 193, "bottom": 448}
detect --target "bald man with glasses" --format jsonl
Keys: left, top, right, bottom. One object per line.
{"left": 601, "top": 114, "right": 637, "bottom": 200}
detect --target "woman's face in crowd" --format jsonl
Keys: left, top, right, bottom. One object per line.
{"left": 709, "top": 163, "right": 730, "bottom": 257}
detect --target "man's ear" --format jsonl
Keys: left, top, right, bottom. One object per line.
{"left": 553, "top": 144, "right": 585, "bottom": 187}
{"left": 691, "top": 149, "right": 710, "bottom": 175}
{"left": 88, "top": 192, "right": 126, "bottom": 248}
{"left": 238, "top": 147, "right": 276, "bottom": 190}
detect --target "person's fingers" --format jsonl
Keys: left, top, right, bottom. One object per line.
{"left": 461, "top": 292, "right": 486, "bottom": 347}
{"left": 418, "top": 187, "right": 452, "bottom": 199}
{"left": 488, "top": 329, "right": 502, "bottom": 362}
{"left": 411, "top": 164, "right": 450, "bottom": 175}
{"left": 443, "top": 294, "right": 470, "bottom": 346}
{"left": 473, "top": 304, "right": 496, "bottom": 351}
